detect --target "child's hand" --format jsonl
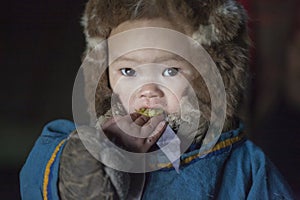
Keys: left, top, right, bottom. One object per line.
{"left": 102, "top": 113, "right": 167, "bottom": 153}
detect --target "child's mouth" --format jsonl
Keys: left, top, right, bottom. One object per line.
{"left": 135, "top": 107, "right": 164, "bottom": 117}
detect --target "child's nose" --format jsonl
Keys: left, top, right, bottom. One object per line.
{"left": 138, "top": 84, "right": 164, "bottom": 98}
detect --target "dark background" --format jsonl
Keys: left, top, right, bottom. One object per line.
{"left": 1, "top": 0, "right": 299, "bottom": 199}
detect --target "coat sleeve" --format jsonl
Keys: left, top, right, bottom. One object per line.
{"left": 58, "top": 131, "right": 122, "bottom": 200}
{"left": 247, "top": 146, "right": 295, "bottom": 200}
{"left": 19, "top": 119, "right": 75, "bottom": 200}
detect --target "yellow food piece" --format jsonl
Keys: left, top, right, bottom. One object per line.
{"left": 136, "top": 108, "right": 164, "bottom": 117}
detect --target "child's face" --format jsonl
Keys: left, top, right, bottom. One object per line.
{"left": 108, "top": 18, "right": 198, "bottom": 115}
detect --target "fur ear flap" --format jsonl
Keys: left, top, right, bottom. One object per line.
{"left": 190, "top": 0, "right": 247, "bottom": 45}
{"left": 81, "top": 2, "right": 108, "bottom": 50}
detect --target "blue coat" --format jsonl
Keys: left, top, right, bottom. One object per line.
{"left": 20, "top": 119, "right": 295, "bottom": 199}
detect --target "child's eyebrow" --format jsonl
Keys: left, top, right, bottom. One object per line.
{"left": 155, "top": 54, "right": 185, "bottom": 63}
{"left": 114, "top": 54, "right": 185, "bottom": 63}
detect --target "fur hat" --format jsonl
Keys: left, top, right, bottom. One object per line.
{"left": 81, "top": 0, "right": 250, "bottom": 136}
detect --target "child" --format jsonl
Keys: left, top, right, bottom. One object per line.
{"left": 20, "top": 0, "right": 295, "bottom": 199}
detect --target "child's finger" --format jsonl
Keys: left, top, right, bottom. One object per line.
{"left": 141, "top": 114, "right": 165, "bottom": 137}
{"left": 130, "top": 112, "right": 141, "bottom": 121}
{"left": 143, "top": 121, "right": 168, "bottom": 146}
{"left": 134, "top": 115, "right": 150, "bottom": 126}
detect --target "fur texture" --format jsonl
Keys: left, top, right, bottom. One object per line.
{"left": 81, "top": 0, "right": 250, "bottom": 138}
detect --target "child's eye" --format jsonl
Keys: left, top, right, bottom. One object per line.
{"left": 162, "top": 68, "right": 179, "bottom": 77}
{"left": 120, "top": 68, "right": 136, "bottom": 77}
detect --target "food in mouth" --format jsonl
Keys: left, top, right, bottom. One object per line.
{"left": 135, "top": 108, "right": 182, "bottom": 131}
{"left": 136, "top": 108, "right": 164, "bottom": 117}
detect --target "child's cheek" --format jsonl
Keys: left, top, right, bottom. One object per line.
{"left": 113, "top": 80, "right": 132, "bottom": 112}
{"left": 166, "top": 95, "right": 181, "bottom": 114}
